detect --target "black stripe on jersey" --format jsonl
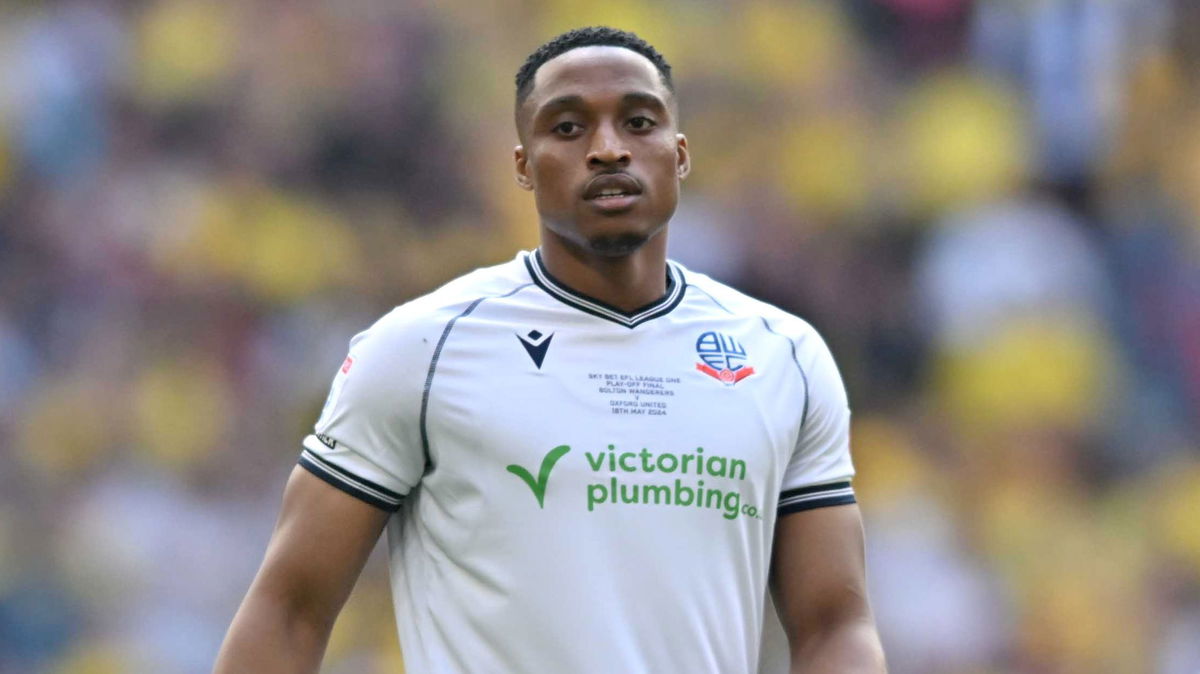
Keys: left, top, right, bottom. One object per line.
{"left": 758, "top": 317, "right": 810, "bottom": 429}
{"left": 299, "top": 448, "right": 403, "bottom": 512}
{"left": 778, "top": 481, "right": 856, "bottom": 515}
{"left": 420, "top": 283, "right": 535, "bottom": 464}
{"left": 525, "top": 250, "right": 686, "bottom": 328}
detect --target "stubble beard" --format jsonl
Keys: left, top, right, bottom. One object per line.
{"left": 585, "top": 230, "right": 655, "bottom": 257}
{"left": 545, "top": 216, "right": 668, "bottom": 259}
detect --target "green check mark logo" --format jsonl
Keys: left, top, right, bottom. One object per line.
{"left": 506, "top": 444, "right": 571, "bottom": 508}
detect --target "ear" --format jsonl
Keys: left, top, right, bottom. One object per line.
{"left": 514, "top": 145, "right": 533, "bottom": 191}
{"left": 675, "top": 134, "right": 691, "bottom": 181}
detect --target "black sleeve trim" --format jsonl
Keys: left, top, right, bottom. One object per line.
{"left": 780, "top": 481, "right": 851, "bottom": 500}
{"left": 778, "top": 493, "right": 857, "bottom": 515}
{"left": 778, "top": 481, "right": 855, "bottom": 516}
{"left": 299, "top": 450, "right": 403, "bottom": 512}
{"left": 301, "top": 447, "right": 404, "bottom": 501}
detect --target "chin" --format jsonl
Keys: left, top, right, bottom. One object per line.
{"left": 581, "top": 214, "right": 669, "bottom": 256}
{"left": 584, "top": 231, "right": 653, "bottom": 257}
{"left": 545, "top": 214, "right": 667, "bottom": 258}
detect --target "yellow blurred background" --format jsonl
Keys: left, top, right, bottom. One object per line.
{"left": 0, "top": 0, "right": 1197, "bottom": 672}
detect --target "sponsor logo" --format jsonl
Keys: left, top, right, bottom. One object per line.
{"left": 506, "top": 444, "right": 570, "bottom": 508}
{"left": 341, "top": 356, "right": 354, "bottom": 374}
{"left": 695, "top": 331, "right": 755, "bottom": 385}
{"left": 507, "top": 443, "right": 763, "bottom": 521}
{"left": 316, "top": 433, "right": 338, "bottom": 449}
{"left": 516, "top": 329, "right": 554, "bottom": 369}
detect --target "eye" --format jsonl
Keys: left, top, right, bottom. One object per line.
{"left": 628, "top": 116, "right": 656, "bottom": 131}
{"left": 553, "top": 121, "right": 582, "bottom": 136}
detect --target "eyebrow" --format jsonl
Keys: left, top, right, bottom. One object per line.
{"left": 620, "top": 91, "right": 669, "bottom": 112}
{"left": 533, "top": 91, "right": 669, "bottom": 121}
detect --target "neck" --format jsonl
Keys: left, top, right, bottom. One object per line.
{"left": 537, "top": 231, "right": 669, "bottom": 312}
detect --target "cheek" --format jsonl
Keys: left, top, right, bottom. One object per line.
{"left": 648, "top": 142, "right": 684, "bottom": 185}
{"left": 529, "top": 154, "right": 577, "bottom": 214}
{"left": 650, "top": 134, "right": 682, "bottom": 162}
{"left": 531, "top": 151, "right": 573, "bottom": 191}
{"left": 533, "top": 153, "right": 567, "bottom": 177}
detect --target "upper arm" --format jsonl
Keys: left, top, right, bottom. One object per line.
{"left": 250, "top": 466, "right": 390, "bottom": 627}
{"left": 772, "top": 329, "right": 866, "bottom": 634}
{"left": 213, "top": 467, "right": 389, "bottom": 673}
{"left": 769, "top": 503, "right": 872, "bottom": 642}
{"left": 217, "top": 314, "right": 431, "bottom": 672}
{"left": 773, "top": 325, "right": 867, "bottom": 634}
{"left": 258, "top": 310, "right": 435, "bottom": 619}
{"left": 769, "top": 326, "right": 883, "bottom": 668}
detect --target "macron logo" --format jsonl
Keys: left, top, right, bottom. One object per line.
{"left": 516, "top": 329, "right": 554, "bottom": 369}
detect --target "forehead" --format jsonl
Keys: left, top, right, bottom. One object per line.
{"left": 527, "top": 46, "right": 667, "bottom": 108}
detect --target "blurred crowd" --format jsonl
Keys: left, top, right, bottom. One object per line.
{"left": 0, "top": 0, "right": 1198, "bottom": 672}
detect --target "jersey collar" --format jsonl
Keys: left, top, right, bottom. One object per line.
{"left": 524, "top": 249, "right": 686, "bottom": 328}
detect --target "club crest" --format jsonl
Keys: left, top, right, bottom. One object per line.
{"left": 695, "top": 331, "right": 755, "bottom": 385}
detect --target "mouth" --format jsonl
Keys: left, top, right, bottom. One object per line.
{"left": 588, "top": 193, "right": 640, "bottom": 212}
{"left": 583, "top": 173, "right": 643, "bottom": 213}
{"left": 590, "top": 190, "right": 638, "bottom": 201}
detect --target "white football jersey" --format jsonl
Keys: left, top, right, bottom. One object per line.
{"left": 301, "top": 250, "right": 855, "bottom": 674}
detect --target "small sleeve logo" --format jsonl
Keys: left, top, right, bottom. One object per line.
{"left": 316, "top": 355, "right": 354, "bottom": 429}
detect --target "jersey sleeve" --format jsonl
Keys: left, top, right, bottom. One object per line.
{"left": 299, "top": 315, "right": 429, "bottom": 512}
{"left": 778, "top": 332, "right": 857, "bottom": 515}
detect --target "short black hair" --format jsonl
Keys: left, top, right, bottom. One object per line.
{"left": 514, "top": 26, "right": 674, "bottom": 107}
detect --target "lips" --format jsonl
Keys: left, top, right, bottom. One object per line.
{"left": 583, "top": 173, "right": 643, "bottom": 201}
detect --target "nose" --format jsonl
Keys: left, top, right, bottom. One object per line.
{"left": 587, "top": 125, "right": 631, "bottom": 168}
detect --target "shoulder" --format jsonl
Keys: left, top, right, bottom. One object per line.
{"left": 679, "top": 263, "right": 827, "bottom": 352}
{"left": 363, "top": 254, "right": 532, "bottom": 337}
{"left": 349, "top": 254, "right": 533, "bottom": 356}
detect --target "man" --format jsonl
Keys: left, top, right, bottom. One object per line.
{"left": 215, "top": 26, "right": 886, "bottom": 674}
